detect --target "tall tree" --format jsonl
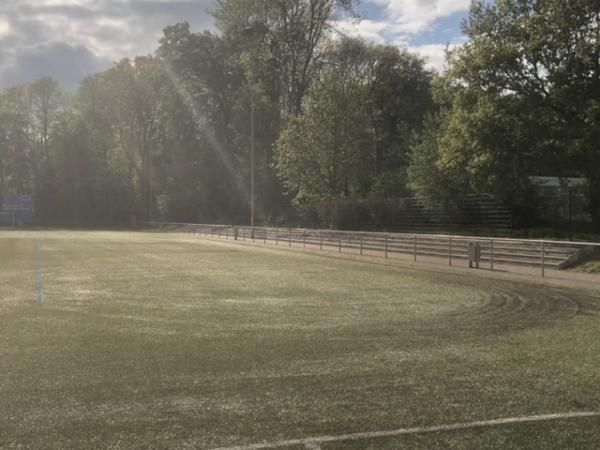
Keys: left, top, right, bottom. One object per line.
{"left": 276, "top": 38, "right": 433, "bottom": 204}
{"left": 214, "top": 0, "right": 357, "bottom": 116}
{"left": 276, "top": 59, "right": 373, "bottom": 202}
{"left": 158, "top": 23, "right": 250, "bottom": 223}
{"left": 96, "top": 57, "right": 163, "bottom": 223}
{"left": 368, "top": 46, "right": 433, "bottom": 197}
{"left": 439, "top": 0, "right": 600, "bottom": 223}
{"left": 0, "top": 86, "right": 33, "bottom": 195}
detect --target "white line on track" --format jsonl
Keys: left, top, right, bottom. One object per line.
{"left": 211, "top": 412, "right": 600, "bottom": 450}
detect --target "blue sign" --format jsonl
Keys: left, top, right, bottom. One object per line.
{"left": 1, "top": 194, "right": 34, "bottom": 223}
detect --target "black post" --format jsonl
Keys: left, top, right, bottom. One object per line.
{"left": 568, "top": 187, "right": 573, "bottom": 241}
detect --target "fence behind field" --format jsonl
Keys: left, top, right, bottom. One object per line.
{"left": 290, "top": 194, "right": 513, "bottom": 235}
{"left": 149, "top": 222, "right": 600, "bottom": 278}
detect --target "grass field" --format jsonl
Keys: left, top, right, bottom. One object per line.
{"left": 1, "top": 231, "right": 600, "bottom": 449}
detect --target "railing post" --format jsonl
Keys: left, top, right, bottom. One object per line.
{"left": 339, "top": 237, "right": 342, "bottom": 253}
{"left": 242, "top": 228, "right": 245, "bottom": 241}
{"left": 275, "top": 228, "right": 279, "bottom": 246}
{"left": 449, "top": 237, "right": 452, "bottom": 266}
{"left": 384, "top": 235, "right": 388, "bottom": 259}
{"left": 360, "top": 237, "right": 363, "bottom": 256}
{"left": 490, "top": 239, "right": 494, "bottom": 271}
{"left": 414, "top": 235, "right": 417, "bottom": 262}
{"left": 541, "top": 241, "right": 545, "bottom": 278}
{"left": 320, "top": 231, "right": 323, "bottom": 251}
{"left": 289, "top": 229, "right": 292, "bottom": 247}
{"left": 264, "top": 229, "right": 267, "bottom": 245}
{"left": 252, "top": 228, "right": 255, "bottom": 243}
{"left": 303, "top": 232, "right": 306, "bottom": 248}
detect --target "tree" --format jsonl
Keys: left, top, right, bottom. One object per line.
{"left": 368, "top": 46, "right": 433, "bottom": 197}
{"left": 440, "top": 0, "right": 600, "bottom": 223}
{"left": 0, "top": 86, "right": 33, "bottom": 195}
{"left": 408, "top": 112, "right": 465, "bottom": 201}
{"left": 276, "top": 67, "right": 373, "bottom": 203}
{"left": 214, "top": 0, "right": 357, "bottom": 116}
{"left": 276, "top": 38, "right": 433, "bottom": 205}
{"left": 0, "top": 2, "right": 437, "bottom": 229}
{"left": 0, "top": 79, "right": 66, "bottom": 222}
{"left": 158, "top": 23, "right": 250, "bottom": 223}
{"left": 94, "top": 57, "right": 163, "bottom": 223}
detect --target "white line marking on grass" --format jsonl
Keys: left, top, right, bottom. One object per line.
{"left": 35, "top": 241, "right": 44, "bottom": 305}
{"left": 212, "top": 412, "right": 600, "bottom": 450}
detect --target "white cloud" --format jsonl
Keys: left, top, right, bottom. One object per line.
{"left": 0, "top": 0, "right": 217, "bottom": 89}
{"left": 332, "top": 0, "right": 470, "bottom": 72}
{"left": 0, "top": 16, "right": 10, "bottom": 38}
{"left": 408, "top": 43, "right": 453, "bottom": 72}
{"left": 408, "top": 34, "right": 467, "bottom": 71}
{"left": 1, "top": 0, "right": 470, "bottom": 88}
{"left": 335, "top": 18, "right": 412, "bottom": 47}
{"left": 369, "top": 0, "right": 470, "bottom": 34}
{"left": 335, "top": 19, "right": 388, "bottom": 44}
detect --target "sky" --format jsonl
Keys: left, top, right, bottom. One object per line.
{"left": 0, "top": 0, "right": 471, "bottom": 90}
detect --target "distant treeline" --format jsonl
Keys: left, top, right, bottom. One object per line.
{"left": 0, "top": 0, "right": 599, "bottom": 229}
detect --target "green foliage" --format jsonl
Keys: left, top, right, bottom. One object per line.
{"left": 0, "top": 0, "right": 435, "bottom": 227}
{"left": 276, "top": 38, "right": 433, "bottom": 204}
{"left": 408, "top": 112, "right": 464, "bottom": 200}
{"left": 435, "top": 0, "right": 600, "bottom": 222}
{"left": 369, "top": 46, "right": 434, "bottom": 179}
{"left": 276, "top": 60, "right": 374, "bottom": 202}
{"left": 214, "top": 0, "right": 357, "bottom": 116}
{"left": 3, "top": 0, "right": 597, "bottom": 230}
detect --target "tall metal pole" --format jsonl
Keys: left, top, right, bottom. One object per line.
{"left": 147, "top": 117, "right": 154, "bottom": 224}
{"left": 148, "top": 153, "right": 153, "bottom": 223}
{"left": 250, "top": 87, "right": 255, "bottom": 228}
{"left": 242, "top": 21, "right": 265, "bottom": 230}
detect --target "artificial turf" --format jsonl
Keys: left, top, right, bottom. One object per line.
{"left": 1, "top": 231, "right": 599, "bottom": 449}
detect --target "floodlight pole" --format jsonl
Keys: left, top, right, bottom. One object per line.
{"left": 250, "top": 86, "right": 255, "bottom": 228}
{"left": 147, "top": 117, "right": 154, "bottom": 224}
{"left": 149, "top": 153, "right": 153, "bottom": 223}
{"left": 242, "top": 22, "right": 267, "bottom": 230}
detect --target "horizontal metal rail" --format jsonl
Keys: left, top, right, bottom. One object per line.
{"left": 147, "top": 222, "right": 600, "bottom": 278}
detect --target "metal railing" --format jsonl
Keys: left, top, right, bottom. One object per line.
{"left": 148, "top": 222, "right": 600, "bottom": 278}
